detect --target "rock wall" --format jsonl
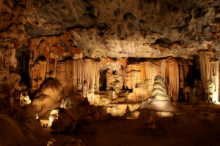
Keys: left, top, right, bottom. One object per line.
{"left": 0, "top": 0, "right": 34, "bottom": 100}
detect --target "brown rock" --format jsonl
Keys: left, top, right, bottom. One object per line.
{"left": 51, "top": 108, "right": 78, "bottom": 133}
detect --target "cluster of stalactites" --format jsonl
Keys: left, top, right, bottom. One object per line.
{"left": 199, "top": 50, "right": 219, "bottom": 102}
{"left": 121, "top": 58, "right": 191, "bottom": 102}
{"left": 104, "top": 59, "right": 167, "bottom": 101}
{"left": 102, "top": 58, "right": 188, "bottom": 102}
{"left": 29, "top": 57, "right": 101, "bottom": 99}
{"left": 166, "top": 58, "right": 179, "bottom": 102}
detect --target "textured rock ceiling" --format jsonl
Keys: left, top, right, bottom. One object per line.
{"left": 18, "top": 0, "right": 220, "bottom": 58}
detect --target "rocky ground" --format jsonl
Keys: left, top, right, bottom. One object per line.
{"left": 1, "top": 102, "right": 220, "bottom": 146}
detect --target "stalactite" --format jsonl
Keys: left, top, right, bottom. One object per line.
{"left": 56, "top": 61, "right": 67, "bottom": 88}
{"left": 94, "top": 61, "right": 100, "bottom": 92}
{"left": 145, "top": 62, "right": 151, "bottom": 82}
{"left": 106, "top": 69, "right": 113, "bottom": 90}
{"left": 179, "top": 61, "right": 185, "bottom": 101}
{"left": 77, "top": 59, "right": 83, "bottom": 92}
{"left": 184, "top": 61, "right": 190, "bottom": 80}
{"left": 29, "top": 60, "right": 46, "bottom": 93}
{"left": 140, "top": 62, "right": 146, "bottom": 82}
{"left": 66, "top": 60, "right": 73, "bottom": 95}
{"left": 89, "top": 61, "right": 96, "bottom": 102}
{"left": 150, "top": 61, "right": 161, "bottom": 87}
{"left": 46, "top": 51, "right": 57, "bottom": 78}
{"left": 160, "top": 60, "right": 166, "bottom": 80}
{"left": 210, "top": 58, "right": 219, "bottom": 102}
{"left": 199, "top": 50, "right": 211, "bottom": 100}
{"left": 83, "top": 59, "right": 90, "bottom": 97}
{"left": 71, "top": 60, "right": 76, "bottom": 93}
{"left": 168, "top": 58, "right": 179, "bottom": 101}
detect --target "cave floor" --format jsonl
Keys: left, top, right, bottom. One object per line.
{"left": 49, "top": 102, "right": 220, "bottom": 146}
{"left": 2, "top": 102, "right": 220, "bottom": 146}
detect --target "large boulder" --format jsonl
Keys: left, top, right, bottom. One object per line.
{"left": 41, "top": 78, "right": 63, "bottom": 102}
{"left": 24, "top": 105, "right": 41, "bottom": 132}
{"left": 74, "top": 98, "right": 107, "bottom": 125}
{"left": 51, "top": 108, "right": 78, "bottom": 133}
{"left": 32, "top": 94, "right": 60, "bottom": 116}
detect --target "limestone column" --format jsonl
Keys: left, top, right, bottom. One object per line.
{"left": 179, "top": 60, "right": 185, "bottom": 101}
{"left": 168, "top": 58, "right": 179, "bottom": 102}
{"left": 46, "top": 51, "right": 56, "bottom": 78}
{"left": 199, "top": 50, "right": 211, "bottom": 100}
{"left": 72, "top": 60, "right": 77, "bottom": 93}
{"left": 210, "top": 58, "right": 219, "bottom": 102}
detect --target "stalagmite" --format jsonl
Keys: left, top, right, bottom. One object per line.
{"left": 153, "top": 75, "right": 169, "bottom": 101}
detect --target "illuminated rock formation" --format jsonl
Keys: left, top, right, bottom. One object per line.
{"left": 41, "top": 78, "right": 63, "bottom": 102}
{"left": 153, "top": 75, "right": 169, "bottom": 101}
{"left": 199, "top": 50, "right": 219, "bottom": 102}
{"left": 210, "top": 58, "right": 219, "bottom": 102}
{"left": 199, "top": 50, "right": 211, "bottom": 100}
{"left": 46, "top": 51, "right": 57, "bottom": 78}
{"left": 32, "top": 94, "right": 55, "bottom": 116}
{"left": 51, "top": 108, "right": 78, "bottom": 133}
{"left": 73, "top": 98, "right": 107, "bottom": 125}
{"left": 20, "top": 93, "right": 31, "bottom": 107}
{"left": 29, "top": 58, "right": 47, "bottom": 93}
{"left": 106, "top": 68, "right": 123, "bottom": 94}
{"left": 167, "top": 58, "right": 179, "bottom": 101}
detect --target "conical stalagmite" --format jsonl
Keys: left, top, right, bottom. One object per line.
{"left": 153, "top": 75, "right": 169, "bottom": 101}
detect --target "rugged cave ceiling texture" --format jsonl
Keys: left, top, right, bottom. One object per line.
{"left": 2, "top": 0, "right": 220, "bottom": 146}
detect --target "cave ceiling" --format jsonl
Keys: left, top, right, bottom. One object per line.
{"left": 2, "top": 0, "right": 220, "bottom": 58}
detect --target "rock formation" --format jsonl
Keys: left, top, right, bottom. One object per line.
{"left": 153, "top": 75, "right": 169, "bottom": 101}
{"left": 199, "top": 50, "right": 219, "bottom": 102}
{"left": 51, "top": 108, "right": 78, "bottom": 133}
{"left": 167, "top": 58, "right": 179, "bottom": 101}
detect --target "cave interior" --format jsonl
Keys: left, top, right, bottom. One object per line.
{"left": 1, "top": 0, "right": 220, "bottom": 146}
